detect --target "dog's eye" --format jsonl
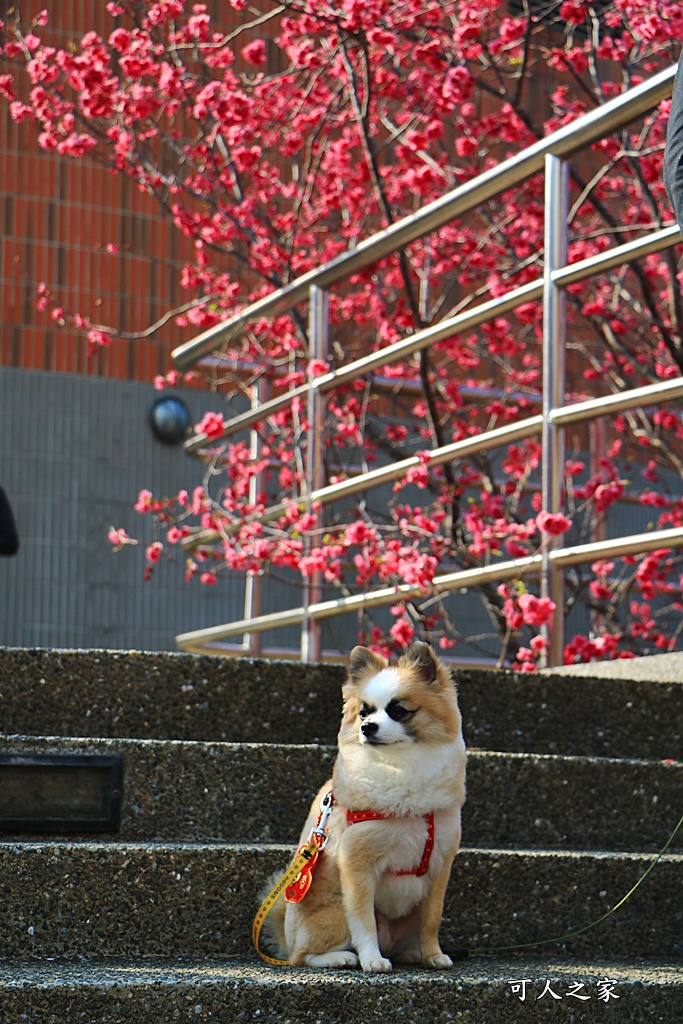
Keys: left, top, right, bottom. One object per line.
{"left": 386, "top": 701, "right": 414, "bottom": 722}
{"left": 359, "top": 703, "right": 372, "bottom": 720}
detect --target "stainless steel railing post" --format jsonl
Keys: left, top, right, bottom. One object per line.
{"left": 301, "top": 285, "right": 328, "bottom": 661}
{"left": 541, "top": 153, "right": 569, "bottom": 666}
{"left": 242, "top": 377, "right": 270, "bottom": 656}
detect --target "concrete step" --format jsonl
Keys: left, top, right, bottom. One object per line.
{"left": 1, "top": 647, "right": 682, "bottom": 758}
{"left": 1, "top": 955, "right": 681, "bottom": 1023}
{"left": 2, "top": 734, "right": 681, "bottom": 852}
{"left": 544, "top": 650, "right": 683, "bottom": 680}
{"left": 0, "top": 840, "right": 680, "bottom": 960}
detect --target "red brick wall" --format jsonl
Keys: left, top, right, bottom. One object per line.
{"left": 0, "top": 2, "right": 200, "bottom": 382}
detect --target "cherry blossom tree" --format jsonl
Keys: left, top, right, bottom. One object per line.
{"left": 2, "top": 0, "right": 683, "bottom": 667}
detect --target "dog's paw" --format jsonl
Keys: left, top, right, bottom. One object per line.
{"left": 305, "top": 950, "right": 359, "bottom": 969}
{"left": 362, "top": 955, "right": 393, "bottom": 974}
{"left": 423, "top": 952, "right": 453, "bottom": 970}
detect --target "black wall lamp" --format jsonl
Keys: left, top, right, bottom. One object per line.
{"left": 149, "top": 395, "right": 192, "bottom": 445}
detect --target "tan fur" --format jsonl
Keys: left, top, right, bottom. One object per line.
{"left": 259, "top": 641, "right": 467, "bottom": 973}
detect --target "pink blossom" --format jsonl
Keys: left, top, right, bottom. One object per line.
{"left": 145, "top": 541, "right": 163, "bottom": 563}
{"left": 518, "top": 593, "right": 556, "bottom": 627}
{"left": 0, "top": 75, "right": 16, "bottom": 101}
{"left": 593, "top": 482, "right": 624, "bottom": 513}
{"left": 167, "top": 527, "right": 189, "bottom": 544}
{"left": 300, "top": 550, "right": 327, "bottom": 577}
{"left": 195, "top": 411, "right": 225, "bottom": 440}
{"left": 134, "top": 489, "right": 153, "bottom": 514}
{"left": 565, "top": 460, "right": 585, "bottom": 477}
{"left": 242, "top": 39, "right": 267, "bottom": 66}
{"left": 530, "top": 635, "right": 547, "bottom": 654}
{"left": 87, "top": 329, "right": 111, "bottom": 353}
{"left": 344, "top": 521, "right": 376, "bottom": 545}
{"left": 390, "top": 616, "right": 414, "bottom": 647}
{"left": 307, "top": 357, "right": 330, "bottom": 377}
{"left": 502, "top": 598, "right": 524, "bottom": 631}
{"left": 108, "top": 526, "right": 136, "bottom": 550}
{"left": 402, "top": 464, "right": 430, "bottom": 489}
{"left": 536, "top": 511, "right": 572, "bottom": 536}
{"left": 505, "top": 539, "right": 529, "bottom": 559}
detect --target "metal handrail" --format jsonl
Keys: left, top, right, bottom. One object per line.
{"left": 172, "top": 64, "right": 683, "bottom": 664}
{"left": 175, "top": 525, "right": 683, "bottom": 654}
{"left": 182, "top": 223, "right": 679, "bottom": 454}
{"left": 172, "top": 64, "right": 676, "bottom": 379}
{"left": 183, "top": 372, "right": 683, "bottom": 548}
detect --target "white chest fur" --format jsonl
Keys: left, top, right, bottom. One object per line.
{"left": 333, "top": 735, "right": 466, "bottom": 817}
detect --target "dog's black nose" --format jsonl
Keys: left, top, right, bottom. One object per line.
{"left": 361, "top": 721, "right": 379, "bottom": 738}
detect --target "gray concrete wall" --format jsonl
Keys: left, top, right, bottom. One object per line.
{"left": 0, "top": 366, "right": 247, "bottom": 651}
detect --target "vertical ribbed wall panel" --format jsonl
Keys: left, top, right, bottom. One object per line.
{"left": 0, "top": 366, "right": 248, "bottom": 652}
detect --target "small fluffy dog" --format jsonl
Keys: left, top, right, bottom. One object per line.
{"left": 261, "top": 641, "right": 466, "bottom": 972}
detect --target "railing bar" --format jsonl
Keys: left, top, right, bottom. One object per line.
{"left": 550, "top": 375, "right": 683, "bottom": 425}
{"left": 183, "top": 221, "right": 682, "bottom": 455}
{"left": 307, "top": 415, "right": 545, "bottom": 507}
{"left": 314, "top": 283, "right": 545, "bottom": 393}
{"left": 183, "top": 368, "right": 682, "bottom": 551}
{"left": 183, "top": 279, "right": 545, "bottom": 452}
{"left": 553, "top": 223, "right": 681, "bottom": 287}
{"left": 180, "top": 414, "right": 546, "bottom": 548}
{"left": 172, "top": 65, "right": 676, "bottom": 373}
{"left": 176, "top": 606, "right": 307, "bottom": 648}
{"left": 175, "top": 526, "right": 683, "bottom": 650}
{"left": 541, "top": 153, "right": 569, "bottom": 666}
{"left": 301, "top": 285, "right": 328, "bottom": 662}
{"left": 549, "top": 527, "right": 683, "bottom": 566}
{"left": 310, "top": 556, "right": 544, "bottom": 620}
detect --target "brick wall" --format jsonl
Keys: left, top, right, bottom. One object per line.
{"left": 0, "top": 1, "right": 224, "bottom": 382}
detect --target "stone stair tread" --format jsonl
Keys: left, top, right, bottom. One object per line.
{"left": 0, "top": 839, "right": 679, "bottom": 960}
{"left": 1, "top": 954, "right": 681, "bottom": 1023}
{"left": 2, "top": 837, "right": 681, "bottom": 856}
{"left": 2, "top": 647, "right": 681, "bottom": 758}
{"left": 2, "top": 733, "right": 680, "bottom": 850}
{"left": 543, "top": 650, "right": 683, "bottom": 682}
{"left": 4, "top": 730, "right": 682, "bottom": 761}
{"left": 1, "top": 952, "right": 680, "bottom": 983}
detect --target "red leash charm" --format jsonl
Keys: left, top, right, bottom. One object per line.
{"left": 285, "top": 791, "right": 334, "bottom": 904}
{"left": 284, "top": 844, "right": 319, "bottom": 903}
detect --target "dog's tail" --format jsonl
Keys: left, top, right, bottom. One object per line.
{"left": 256, "top": 868, "right": 289, "bottom": 961}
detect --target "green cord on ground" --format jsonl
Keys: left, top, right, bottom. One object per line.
{"left": 460, "top": 810, "right": 683, "bottom": 957}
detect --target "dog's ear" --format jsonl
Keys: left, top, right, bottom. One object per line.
{"left": 347, "top": 645, "right": 387, "bottom": 685}
{"left": 400, "top": 641, "right": 439, "bottom": 685}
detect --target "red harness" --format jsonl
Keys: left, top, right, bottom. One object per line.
{"left": 345, "top": 807, "right": 435, "bottom": 877}
{"left": 285, "top": 794, "right": 434, "bottom": 904}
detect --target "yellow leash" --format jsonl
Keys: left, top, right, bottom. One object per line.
{"left": 252, "top": 842, "right": 321, "bottom": 966}
{"left": 252, "top": 791, "right": 334, "bottom": 966}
